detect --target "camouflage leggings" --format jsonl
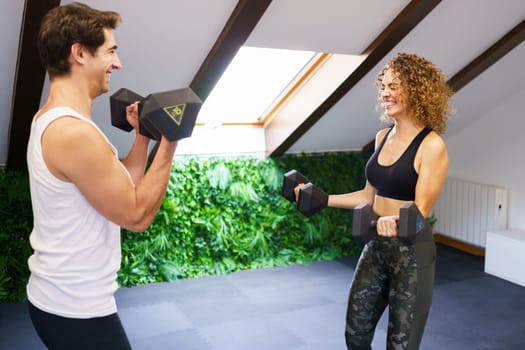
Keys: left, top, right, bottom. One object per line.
{"left": 345, "top": 227, "right": 436, "bottom": 350}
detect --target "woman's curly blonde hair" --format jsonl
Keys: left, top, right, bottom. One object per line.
{"left": 376, "top": 53, "right": 454, "bottom": 134}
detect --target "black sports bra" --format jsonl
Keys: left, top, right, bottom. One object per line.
{"left": 365, "top": 127, "right": 432, "bottom": 201}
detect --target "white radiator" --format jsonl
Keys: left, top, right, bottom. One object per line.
{"left": 431, "top": 177, "right": 508, "bottom": 248}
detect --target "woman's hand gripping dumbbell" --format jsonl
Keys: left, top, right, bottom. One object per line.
{"left": 352, "top": 202, "right": 428, "bottom": 244}
{"left": 281, "top": 169, "right": 328, "bottom": 217}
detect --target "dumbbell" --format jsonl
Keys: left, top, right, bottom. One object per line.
{"left": 110, "top": 87, "right": 203, "bottom": 141}
{"left": 352, "top": 202, "right": 427, "bottom": 245}
{"left": 281, "top": 169, "right": 309, "bottom": 201}
{"left": 281, "top": 169, "right": 328, "bottom": 217}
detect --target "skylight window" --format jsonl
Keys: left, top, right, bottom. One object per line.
{"left": 196, "top": 46, "right": 316, "bottom": 126}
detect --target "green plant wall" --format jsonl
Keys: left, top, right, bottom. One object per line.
{"left": 118, "top": 153, "right": 368, "bottom": 287}
{"left": 0, "top": 151, "right": 368, "bottom": 302}
{"left": 0, "top": 170, "right": 33, "bottom": 303}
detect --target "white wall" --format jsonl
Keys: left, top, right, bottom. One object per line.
{"left": 174, "top": 125, "right": 266, "bottom": 158}
{"left": 446, "top": 87, "right": 525, "bottom": 231}
{"left": 0, "top": 2, "right": 25, "bottom": 166}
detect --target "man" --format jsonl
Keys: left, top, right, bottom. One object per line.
{"left": 26, "top": 3, "right": 177, "bottom": 348}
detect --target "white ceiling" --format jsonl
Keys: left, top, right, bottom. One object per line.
{"left": 288, "top": 0, "right": 525, "bottom": 152}
{"left": 1, "top": 0, "right": 524, "bottom": 165}
{"left": 245, "top": 0, "right": 410, "bottom": 54}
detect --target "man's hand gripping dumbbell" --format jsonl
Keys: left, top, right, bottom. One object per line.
{"left": 110, "top": 87, "right": 202, "bottom": 141}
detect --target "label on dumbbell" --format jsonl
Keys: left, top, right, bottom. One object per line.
{"left": 163, "top": 104, "right": 186, "bottom": 125}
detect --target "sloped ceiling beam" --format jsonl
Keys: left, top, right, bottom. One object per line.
{"left": 146, "top": 0, "right": 271, "bottom": 161}
{"left": 190, "top": 0, "right": 272, "bottom": 101}
{"left": 448, "top": 19, "right": 525, "bottom": 92}
{"left": 361, "top": 19, "right": 525, "bottom": 154}
{"left": 267, "top": 0, "right": 442, "bottom": 157}
{"left": 6, "top": 0, "right": 60, "bottom": 170}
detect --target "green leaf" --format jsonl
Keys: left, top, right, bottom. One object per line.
{"left": 228, "top": 182, "right": 259, "bottom": 202}
{"left": 207, "top": 163, "right": 230, "bottom": 189}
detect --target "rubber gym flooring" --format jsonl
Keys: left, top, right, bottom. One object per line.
{"left": 1, "top": 243, "right": 524, "bottom": 349}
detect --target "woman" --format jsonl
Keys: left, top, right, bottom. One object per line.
{"left": 323, "top": 53, "right": 452, "bottom": 349}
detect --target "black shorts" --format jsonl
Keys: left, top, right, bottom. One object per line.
{"left": 28, "top": 301, "right": 132, "bottom": 350}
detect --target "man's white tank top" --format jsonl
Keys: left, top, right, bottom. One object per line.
{"left": 26, "top": 107, "right": 123, "bottom": 318}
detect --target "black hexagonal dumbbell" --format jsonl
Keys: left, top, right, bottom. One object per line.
{"left": 110, "top": 87, "right": 203, "bottom": 141}
{"left": 281, "top": 169, "right": 310, "bottom": 202}
{"left": 281, "top": 169, "right": 328, "bottom": 217}
{"left": 352, "top": 202, "right": 427, "bottom": 245}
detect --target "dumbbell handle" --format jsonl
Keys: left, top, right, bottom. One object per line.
{"left": 368, "top": 219, "right": 398, "bottom": 230}
{"left": 353, "top": 202, "right": 425, "bottom": 245}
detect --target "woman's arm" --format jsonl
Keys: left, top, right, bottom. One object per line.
{"left": 414, "top": 132, "right": 449, "bottom": 217}
{"left": 328, "top": 181, "right": 376, "bottom": 209}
